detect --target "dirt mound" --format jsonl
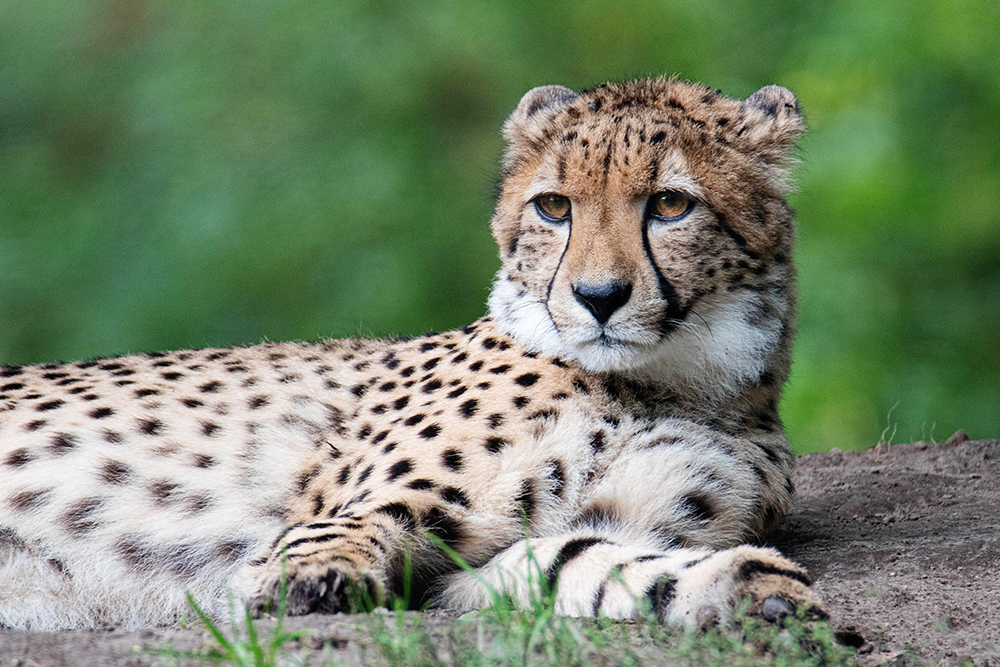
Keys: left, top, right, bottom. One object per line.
{"left": 2, "top": 435, "right": 998, "bottom": 665}
{"left": 774, "top": 433, "right": 1000, "bottom": 665}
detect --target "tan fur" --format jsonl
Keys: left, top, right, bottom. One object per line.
{"left": 0, "top": 78, "right": 821, "bottom": 630}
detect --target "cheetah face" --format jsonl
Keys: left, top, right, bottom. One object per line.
{"left": 488, "top": 79, "right": 804, "bottom": 389}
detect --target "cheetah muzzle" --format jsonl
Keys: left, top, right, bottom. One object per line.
{"left": 0, "top": 77, "right": 822, "bottom": 631}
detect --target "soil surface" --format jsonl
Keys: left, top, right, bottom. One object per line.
{"left": 2, "top": 433, "right": 998, "bottom": 666}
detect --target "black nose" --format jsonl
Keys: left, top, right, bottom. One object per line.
{"left": 572, "top": 281, "right": 632, "bottom": 325}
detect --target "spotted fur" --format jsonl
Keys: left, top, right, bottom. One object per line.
{"left": 0, "top": 77, "right": 822, "bottom": 630}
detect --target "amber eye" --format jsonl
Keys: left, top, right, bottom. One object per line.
{"left": 650, "top": 191, "right": 693, "bottom": 220}
{"left": 534, "top": 194, "right": 571, "bottom": 221}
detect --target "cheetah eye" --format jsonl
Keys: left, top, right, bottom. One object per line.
{"left": 649, "top": 191, "right": 694, "bottom": 221}
{"left": 533, "top": 194, "right": 571, "bottom": 222}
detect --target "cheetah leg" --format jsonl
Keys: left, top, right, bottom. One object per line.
{"left": 440, "top": 531, "right": 824, "bottom": 625}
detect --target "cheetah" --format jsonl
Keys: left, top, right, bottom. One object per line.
{"left": 0, "top": 77, "right": 823, "bottom": 631}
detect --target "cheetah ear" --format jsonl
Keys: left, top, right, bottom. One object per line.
{"left": 738, "top": 85, "right": 805, "bottom": 170}
{"left": 503, "top": 85, "right": 579, "bottom": 148}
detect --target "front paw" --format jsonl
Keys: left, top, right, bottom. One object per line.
{"left": 250, "top": 561, "right": 384, "bottom": 617}
{"left": 671, "top": 546, "right": 826, "bottom": 626}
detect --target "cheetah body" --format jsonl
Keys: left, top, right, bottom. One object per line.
{"left": 0, "top": 78, "right": 820, "bottom": 630}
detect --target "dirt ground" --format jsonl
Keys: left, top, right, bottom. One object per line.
{"left": 2, "top": 433, "right": 998, "bottom": 666}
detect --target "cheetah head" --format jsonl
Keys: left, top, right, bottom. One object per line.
{"left": 488, "top": 78, "right": 805, "bottom": 395}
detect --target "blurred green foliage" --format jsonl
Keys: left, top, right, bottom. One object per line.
{"left": 1, "top": 0, "right": 997, "bottom": 453}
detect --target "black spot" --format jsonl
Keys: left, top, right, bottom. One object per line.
{"left": 337, "top": 464, "right": 352, "bottom": 485}
{"left": 423, "top": 506, "right": 462, "bottom": 546}
{"left": 81, "top": 394, "right": 99, "bottom": 402}
{"left": 547, "top": 460, "right": 566, "bottom": 498}
{"left": 150, "top": 480, "right": 181, "bottom": 503}
{"left": 383, "top": 442, "right": 398, "bottom": 454}
{"left": 193, "top": 454, "right": 216, "bottom": 468}
{"left": 134, "top": 388, "right": 159, "bottom": 398}
{"left": 1, "top": 365, "right": 23, "bottom": 377}
{"left": 357, "top": 423, "right": 373, "bottom": 439}
{"left": 489, "top": 364, "right": 511, "bottom": 375}
{"left": 36, "top": 399, "right": 65, "bottom": 412}
{"left": 458, "top": 399, "right": 478, "bottom": 418}
{"left": 402, "top": 414, "right": 424, "bottom": 427}
{"left": 487, "top": 413, "right": 504, "bottom": 429}
{"left": 376, "top": 502, "right": 416, "bottom": 530}
{"left": 441, "top": 486, "right": 470, "bottom": 508}
{"left": 400, "top": 366, "right": 416, "bottom": 378}
{"left": 528, "top": 408, "right": 557, "bottom": 421}
{"left": 422, "top": 357, "right": 441, "bottom": 371}
{"left": 371, "top": 429, "right": 390, "bottom": 445}
{"left": 758, "top": 442, "right": 782, "bottom": 464}
{"left": 481, "top": 337, "right": 498, "bottom": 349}
{"left": 447, "top": 386, "right": 468, "bottom": 399}
{"left": 419, "top": 424, "right": 442, "bottom": 439}
{"left": 380, "top": 381, "right": 397, "bottom": 392}
{"left": 200, "top": 422, "right": 221, "bottom": 437}
{"left": 387, "top": 459, "right": 413, "bottom": 482}
{"left": 468, "top": 361, "right": 484, "bottom": 372}
{"left": 103, "top": 430, "right": 123, "bottom": 444}
{"left": 422, "top": 379, "right": 442, "bottom": 393}
{"left": 350, "top": 384, "right": 368, "bottom": 397}
{"left": 514, "top": 373, "right": 540, "bottom": 387}
{"left": 4, "top": 448, "right": 35, "bottom": 467}
{"left": 407, "top": 478, "right": 434, "bottom": 490}
{"left": 420, "top": 342, "right": 439, "bottom": 352}
{"left": 513, "top": 396, "right": 530, "bottom": 409}
{"left": 451, "top": 352, "right": 468, "bottom": 364}
{"left": 161, "top": 372, "right": 183, "bottom": 381}
{"left": 24, "top": 420, "right": 47, "bottom": 432}
{"left": 442, "top": 448, "right": 463, "bottom": 471}
{"left": 679, "top": 494, "right": 715, "bottom": 523}
{"left": 1, "top": 382, "right": 23, "bottom": 391}
{"left": 649, "top": 130, "right": 666, "bottom": 144}
{"left": 514, "top": 480, "right": 535, "bottom": 522}
{"left": 48, "top": 433, "right": 78, "bottom": 455}
{"left": 576, "top": 504, "right": 620, "bottom": 529}
{"left": 392, "top": 395, "right": 410, "bottom": 410}
{"left": 11, "top": 489, "right": 51, "bottom": 511}
{"left": 64, "top": 497, "right": 103, "bottom": 534}
{"left": 100, "top": 460, "right": 132, "bottom": 485}
{"left": 138, "top": 418, "right": 164, "bottom": 436}
{"left": 589, "top": 431, "right": 606, "bottom": 452}
{"left": 199, "top": 381, "right": 223, "bottom": 393}
{"left": 248, "top": 395, "right": 269, "bottom": 410}
{"left": 181, "top": 398, "right": 204, "bottom": 408}
{"left": 358, "top": 465, "right": 374, "bottom": 483}
{"left": 295, "top": 464, "right": 323, "bottom": 493}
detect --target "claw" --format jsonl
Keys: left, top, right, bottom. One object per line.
{"left": 761, "top": 595, "right": 794, "bottom": 623}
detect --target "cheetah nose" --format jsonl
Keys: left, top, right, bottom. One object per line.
{"left": 572, "top": 280, "right": 632, "bottom": 325}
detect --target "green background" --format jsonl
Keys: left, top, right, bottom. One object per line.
{"left": 2, "top": 0, "right": 997, "bottom": 453}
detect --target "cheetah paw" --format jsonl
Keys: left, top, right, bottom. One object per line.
{"left": 671, "top": 546, "right": 826, "bottom": 626}
{"left": 250, "top": 562, "right": 384, "bottom": 617}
